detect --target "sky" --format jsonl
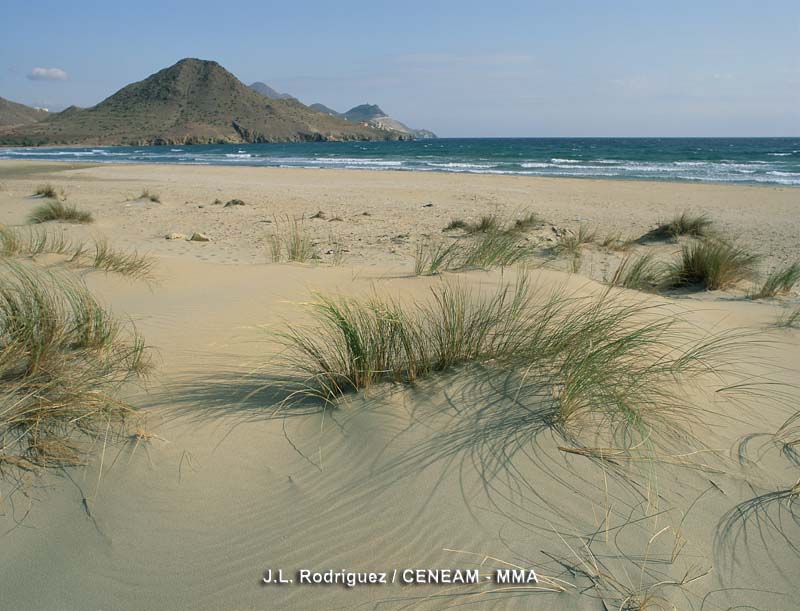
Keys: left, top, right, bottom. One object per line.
{"left": 1, "top": 0, "right": 798, "bottom": 137}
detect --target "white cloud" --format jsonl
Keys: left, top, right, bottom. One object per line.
{"left": 27, "top": 67, "right": 68, "bottom": 81}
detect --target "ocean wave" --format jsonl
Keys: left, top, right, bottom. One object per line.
{"left": 550, "top": 158, "right": 581, "bottom": 163}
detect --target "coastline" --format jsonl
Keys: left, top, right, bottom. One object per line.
{"left": 1, "top": 159, "right": 797, "bottom": 272}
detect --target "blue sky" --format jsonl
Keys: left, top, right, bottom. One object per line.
{"left": 1, "top": 0, "right": 797, "bottom": 136}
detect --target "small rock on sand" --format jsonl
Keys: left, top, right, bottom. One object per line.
{"left": 189, "top": 232, "right": 210, "bottom": 242}
{"left": 224, "top": 199, "right": 245, "bottom": 207}
{"left": 165, "top": 232, "right": 186, "bottom": 240}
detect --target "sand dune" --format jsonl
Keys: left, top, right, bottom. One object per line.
{"left": 1, "top": 161, "right": 799, "bottom": 610}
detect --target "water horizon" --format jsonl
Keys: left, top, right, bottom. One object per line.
{"left": 3, "top": 137, "right": 799, "bottom": 187}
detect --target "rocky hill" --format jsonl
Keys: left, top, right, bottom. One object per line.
{"left": 0, "top": 96, "right": 49, "bottom": 127}
{"left": 0, "top": 59, "right": 406, "bottom": 145}
{"left": 248, "top": 82, "right": 295, "bottom": 100}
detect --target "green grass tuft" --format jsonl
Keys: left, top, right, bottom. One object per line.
{"left": 752, "top": 262, "right": 800, "bottom": 299}
{"left": 665, "top": 238, "right": 759, "bottom": 291}
{"left": 510, "top": 212, "right": 542, "bottom": 233}
{"left": 279, "top": 275, "right": 754, "bottom": 450}
{"left": 611, "top": 253, "right": 666, "bottom": 291}
{"left": 268, "top": 216, "right": 318, "bottom": 263}
{"left": 28, "top": 200, "right": 93, "bottom": 224}
{"left": 643, "top": 211, "right": 713, "bottom": 242}
{"left": 91, "top": 239, "right": 154, "bottom": 279}
{"left": 442, "top": 219, "right": 469, "bottom": 232}
{"left": 415, "top": 230, "right": 532, "bottom": 275}
{"left": 465, "top": 215, "right": 500, "bottom": 234}
{"left": 33, "top": 184, "right": 60, "bottom": 199}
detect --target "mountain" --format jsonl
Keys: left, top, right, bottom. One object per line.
{"left": 309, "top": 103, "right": 340, "bottom": 116}
{"left": 248, "top": 82, "right": 294, "bottom": 100}
{"left": 0, "top": 96, "right": 49, "bottom": 127}
{"left": 0, "top": 59, "right": 406, "bottom": 145}
{"left": 342, "top": 104, "right": 436, "bottom": 139}
{"left": 342, "top": 104, "right": 385, "bottom": 122}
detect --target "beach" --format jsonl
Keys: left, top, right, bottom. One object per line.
{"left": 1, "top": 160, "right": 799, "bottom": 610}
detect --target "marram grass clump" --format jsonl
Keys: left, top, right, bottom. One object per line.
{"left": 665, "top": 238, "right": 759, "bottom": 290}
{"left": 414, "top": 230, "right": 531, "bottom": 275}
{"left": 752, "top": 262, "right": 800, "bottom": 299}
{"left": 611, "top": 253, "right": 666, "bottom": 291}
{"left": 28, "top": 200, "right": 93, "bottom": 224}
{"left": 278, "top": 275, "right": 751, "bottom": 448}
{"left": 33, "top": 184, "right": 61, "bottom": 199}
{"left": 0, "top": 224, "right": 155, "bottom": 279}
{"left": 641, "top": 211, "right": 713, "bottom": 242}
{"left": 0, "top": 261, "right": 150, "bottom": 467}
{"left": 268, "top": 216, "right": 318, "bottom": 263}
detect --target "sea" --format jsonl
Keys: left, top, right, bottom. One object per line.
{"left": 2, "top": 138, "right": 799, "bottom": 186}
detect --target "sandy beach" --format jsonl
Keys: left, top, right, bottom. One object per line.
{"left": 1, "top": 160, "right": 799, "bottom": 610}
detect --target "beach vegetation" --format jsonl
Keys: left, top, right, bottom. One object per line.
{"left": 28, "top": 200, "right": 94, "bottom": 224}
{"left": 0, "top": 261, "right": 149, "bottom": 467}
{"left": 414, "top": 230, "right": 531, "bottom": 275}
{"left": 776, "top": 307, "right": 800, "bottom": 328}
{"left": 465, "top": 214, "right": 501, "bottom": 234}
{"left": 91, "top": 239, "right": 154, "bottom": 279}
{"left": 33, "top": 184, "right": 60, "bottom": 199}
{"left": 442, "top": 218, "right": 468, "bottom": 232}
{"left": 642, "top": 211, "right": 713, "bottom": 242}
{"left": 268, "top": 216, "right": 318, "bottom": 263}
{"left": 510, "top": 212, "right": 542, "bottom": 233}
{"left": 611, "top": 253, "right": 666, "bottom": 291}
{"left": 279, "top": 274, "right": 749, "bottom": 450}
{"left": 751, "top": 262, "right": 800, "bottom": 299}
{"left": 664, "top": 238, "right": 759, "bottom": 290}
{"left": 137, "top": 189, "right": 161, "bottom": 203}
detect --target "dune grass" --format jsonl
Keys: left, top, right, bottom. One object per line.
{"left": 776, "top": 307, "right": 800, "bottom": 329}
{"left": 33, "top": 184, "right": 60, "bottom": 199}
{"left": 752, "top": 262, "right": 800, "bottom": 299}
{"left": 445, "top": 212, "right": 541, "bottom": 236}
{"left": 0, "top": 224, "right": 154, "bottom": 279}
{"left": 279, "top": 275, "right": 748, "bottom": 450}
{"left": 510, "top": 212, "right": 542, "bottom": 233}
{"left": 268, "top": 216, "right": 318, "bottom": 263}
{"left": 414, "top": 240, "right": 460, "bottom": 275}
{"left": 28, "top": 200, "right": 94, "bottom": 224}
{"left": 611, "top": 253, "right": 666, "bottom": 291}
{"left": 665, "top": 238, "right": 759, "bottom": 291}
{"left": 1, "top": 223, "right": 83, "bottom": 257}
{"left": 91, "top": 239, "right": 154, "bottom": 279}
{"left": 643, "top": 211, "right": 713, "bottom": 242}
{"left": 0, "top": 262, "right": 149, "bottom": 467}
{"left": 137, "top": 189, "right": 161, "bottom": 203}
{"left": 414, "top": 230, "right": 531, "bottom": 275}
{"left": 554, "top": 225, "right": 596, "bottom": 257}
{"left": 442, "top": 218, "right": 468, "bottom": 232}
{"left": 465, "top": 214, "right": 501, "bottom": 235}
